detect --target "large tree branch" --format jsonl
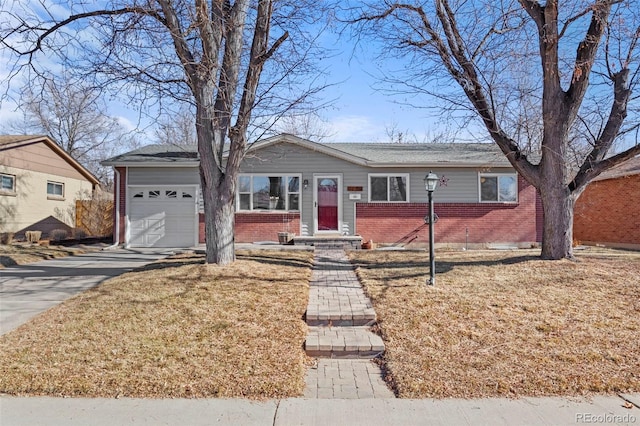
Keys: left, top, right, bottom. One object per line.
{"left": 435, "top": 1, "right": 539, "bottom": 183}
{"left": 213, "top": 0, "right": 251, "bottom": 163}
{"left": 156, "top": 1, "right": 200, "bottom": 90}
{"left": 571, "top": 144, "right": 640, "bottom": 191}
{"left": 517, "top": 0, "right": 544, "bottom": 29}
{"left": 570, "top": 67, "right": 633, "bottom": 191}
{"left": 566, "top": 1, "right": 612, "bottom": 112}
{"left": 196, "top": 0, "right": 222, "bottom": 71}
{"left": 355, "top": 2, "right": 539, "bottom": 184}
{"left": 228, "top": 0, "right": 287, "bottom": 177}
{"left": 558, "top": 1, "right": 621, "bottom": 39}
{"left": 2, "top": 7, "right": 166, "bottom": 56}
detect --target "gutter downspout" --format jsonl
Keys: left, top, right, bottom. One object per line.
{"left": 103, "top": 167, "right": 121, "bottom": 250}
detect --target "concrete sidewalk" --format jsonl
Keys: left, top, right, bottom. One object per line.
{"left": 1, "top": 395, "right": 638, "bottom": 425}
{"left": 0, "top": 248, "right": 171, "bottom": 335}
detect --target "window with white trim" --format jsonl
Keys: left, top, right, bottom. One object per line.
{"left": 1, "top": 173, "right": 16, "bottom": 194}
{"left": 47, "top": 181, "right": 64, "bottom": 198}
{"left": 369, "top": 174, "right": 409, "bottom": 202}
{"left": 237, "top": 175, "right": 301, "bottom": 211}
{"left": 479, "top": 173, "right": 517, "bottom": 202}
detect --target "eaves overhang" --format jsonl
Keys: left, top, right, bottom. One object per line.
{"left": 101, "top": 161, "right": 200, "bottom": 168}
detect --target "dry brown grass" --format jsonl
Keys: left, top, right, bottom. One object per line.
{"left": 349, "top": 248, "right": 640, "bottom": 399}
{"left": 0, "top": 250, "right": 313, "bottom": 399}
{"left": 0, "top": 244, "right": 85, "bottom": 268}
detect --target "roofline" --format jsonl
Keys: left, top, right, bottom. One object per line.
{"left": 2, "top": 135, "right": 100, "bottom": 185}
{"left": 367, "top": 162, "right": 512, "bottom": 168}
{"left": 594, "top": 170, "right": 640, "bottom": 181}
{"left": 246, "top": 134, "right": 372, "bottom": 166}
{"left": 101, "top": 161, "right": 199, "bottom": 167}
{"left": 102, "top": 134, "right": 514, "bottom": 169}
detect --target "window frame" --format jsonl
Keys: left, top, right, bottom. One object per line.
{"left": 478, "top": 173, "right": 518, "bottom": 203}
{"left": 0, "top": 173, "right": 16, "bottom": 195}
{"left": 46, "top": 180, "right": 65, "bottom": 199}
{"left": 236, "top": 173, "right": 302, "bottom": 212}
{"left": 368, "top": 173, "right": 410, "bottom": 202}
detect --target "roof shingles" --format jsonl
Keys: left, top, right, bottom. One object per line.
{"left": 102, "top": 140, "right": 512, "bottom": 167}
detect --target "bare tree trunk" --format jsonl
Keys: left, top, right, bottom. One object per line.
{"left": 539, "top": 181, "right": 575, "bottom": 260}
{"left": 199, "top": 157, "right": 236, "bottom": 265}
{"left": 195, "top": 83, "right": 236, "bottom": 265}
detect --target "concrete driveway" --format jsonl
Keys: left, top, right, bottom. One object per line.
{"left": 0, "top": 249, "right": 172, "bottom": 335}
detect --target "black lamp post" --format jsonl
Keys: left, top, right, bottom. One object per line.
{"left": 424, "top": 171, "right": 438, "bottom": 285}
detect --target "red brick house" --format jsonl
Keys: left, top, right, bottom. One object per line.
{"left": 102, "top": 134, "right": 542, "bottom": 248}
{"left": 574, "top": 156, "right": 640, "bottom": 250}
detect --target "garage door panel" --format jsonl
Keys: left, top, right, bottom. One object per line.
{"left": 129, "top": 187, "right": 197, "bottom": 248}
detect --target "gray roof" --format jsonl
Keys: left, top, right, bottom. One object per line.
{"left": 102, "top": 138, "right": 513, "bottom": 167}
{"left": 326, "top": 143, "right": 509, "bottom": 165}
{"left": 102, "top": 144, "right": 199, "bottom": 165}
{"left": 595, "top": 155, "right": 640, "bottom": 181}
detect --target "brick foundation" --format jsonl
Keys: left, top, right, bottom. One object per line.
{"left": 356, "top": 176, "right": 541, "bottom": 247}
{"left": 574, "top": 174, "right": 640, "bottom": 247}
{"left": 234, "top": 212, "right": 301, "bottom": 243}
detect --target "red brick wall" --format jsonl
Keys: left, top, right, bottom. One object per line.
{"left": 356, "top": 176, "right": 541, "bottom": 245}
{"left": 115, "top": 167, "right": 127, "bottom": 244}
{"left": 234, "top": 212, "right": 301, "bottom": 243}
{"left": 574, "top": 174, "right": 640, "bottom": 245}
{"left": 198, "top": 213, "right": 205, "bottom": 243}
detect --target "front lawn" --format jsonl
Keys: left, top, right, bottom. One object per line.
{"left": 0, "top": 250, "right": 313, "bottom": 399}
{"left": 349, "top": 248, "right": 640, "bottom": 399}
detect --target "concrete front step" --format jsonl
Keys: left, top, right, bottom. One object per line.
{"left": 305, "top": 326, "right": 385, "bottom": 359}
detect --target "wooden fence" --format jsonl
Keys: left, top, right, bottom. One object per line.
{"left": 75, "top": 199, "right": 114, "bottom": 237}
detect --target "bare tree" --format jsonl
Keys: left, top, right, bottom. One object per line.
{"left": 153, "top": 105, "right": 197, "bottom": 146}
{"left": 273, "top": 112, "right": 334, "bottom": 141}
{"left": 1, "top": 74, "right": 139, "bottom": 183}
{"left": 351, "top": 0, "right": 640, "bottom": 259}
{"left": 2, "top": 0, "right": 329, "bottom": 264}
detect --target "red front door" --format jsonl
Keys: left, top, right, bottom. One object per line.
{"left": 317, "top": 177, "right": 338, "bottom": 231}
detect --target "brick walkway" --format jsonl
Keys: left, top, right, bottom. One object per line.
{"left": 303, "top": 246, "right": 394, "bottom": 399}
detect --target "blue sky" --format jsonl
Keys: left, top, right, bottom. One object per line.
{"left": 0, "top": 46, "right": 433, "bottom": 144}
{"left": 318, "top": 45, "right": 427, "bottom": 142}
{"left": 0, "top": 9, "right": 444, "bottom": 145}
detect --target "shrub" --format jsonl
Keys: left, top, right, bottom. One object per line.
{"left": 49, "top": 229, "right": 69, "bottom": 242}
{"left": 0, "top": 232, "right": 15, "bottom": 245}
{"left": 73, "top": 228, "right": 88, "bottom": 240}
{"left": 25, "top": 230, "right": 42, "bottom": 243}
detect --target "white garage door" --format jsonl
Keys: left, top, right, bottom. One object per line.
{"left": 128, "top": 186, "right": 198, "bottom": 248}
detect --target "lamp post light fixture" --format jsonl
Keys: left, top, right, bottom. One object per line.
{"left": 424, "top": 171, "right": 438, "bottom": 285}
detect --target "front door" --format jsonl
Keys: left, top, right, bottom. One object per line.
{"left": 314, "top": 175, "right": 341, "bottom": 233}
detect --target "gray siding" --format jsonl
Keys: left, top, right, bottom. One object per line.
{"left": 125, "top": 146, "right": 516, "bottom": 238}
{"left": 127, "top": 167, "right": 199, "bottom": 185}
{"left": 240, "top": 142, "right": 516, "bottom": 236}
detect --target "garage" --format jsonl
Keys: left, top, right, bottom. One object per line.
{"left": 128, "top": 186, "right": 198, "bottom": 248}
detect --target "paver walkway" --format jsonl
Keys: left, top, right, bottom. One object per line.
{"left": 303, "top": 245, "right": 394, "bottom": 399}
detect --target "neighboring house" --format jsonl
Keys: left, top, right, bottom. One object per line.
{"left": 102, "top": 134, "right": 542, "bottom": 249}
{"left": 0, "top": 135, "right": 100, "bottom": 237}
{"left": 574, "top": 155, "right": 640, "bottom": 250}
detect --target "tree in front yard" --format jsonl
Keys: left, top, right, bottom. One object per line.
{"left": 1, "top": 0, "right": 329, "bottom": 265}
{"left": 350, "top": 0, "right": 640, "bottom": 259}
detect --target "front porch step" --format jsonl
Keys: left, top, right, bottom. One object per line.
{"left": 306, "top": 287, "right": 377, "bottom": 326}
{"left": 305, "top": 326, "right": 385, "bottom": 359}
{"left": 293, "top": 236, "right": 363, "bottom": 250}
